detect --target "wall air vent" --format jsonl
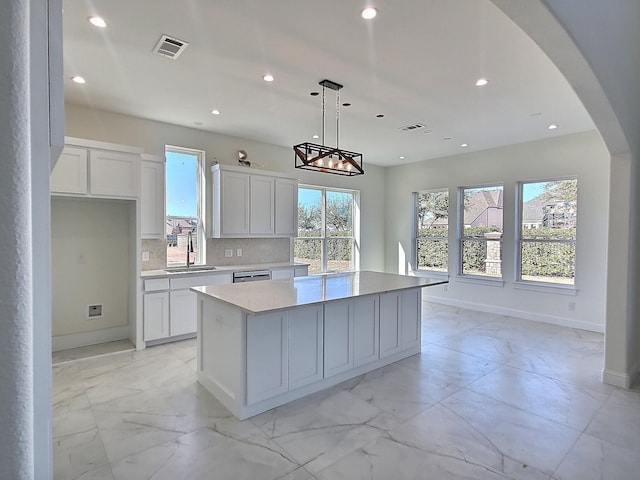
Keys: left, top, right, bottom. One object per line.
{"left": 399, "top": 123, "right": 426, "bottom": 132}
{"left": 153, "top": 34, "right": 189, "bottom": 60}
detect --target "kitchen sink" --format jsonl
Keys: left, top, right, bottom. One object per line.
{"left": 165, "top": 266, "right": 217, "bottom": 274}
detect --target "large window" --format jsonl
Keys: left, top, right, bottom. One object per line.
{"left": 460, "top": 185, "right": 504, "bottom": 277}
{"left": 414, "top": 190, "right": 449, "bottom": 272}
{"left": 518, "top": 179, "right": 577, "bottom": 285}
{"left": 295, "top": 186, "right": 358, "bottom": 274}
{"left": 165, "top": 146, "right": 205, "bottom": 267}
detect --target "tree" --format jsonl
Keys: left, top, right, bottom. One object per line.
{"left": 326, "top": 194, "right": 352, "bottom": 233}
{"left": 298, "top": 204, "right": 321, "bottom": 231}
{"left": 543, "top": 179, "right": 577, "bottom": 202}
{"left": 417, "top": 192, "right": 448, "bottom": 227}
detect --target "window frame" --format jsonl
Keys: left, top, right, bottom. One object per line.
{"left": 458, "top": 183, "right": 504, "bottom": 280}
{"left": 515, "top": 177, "right": 577, "bottom": 288}
{"left": 413, "top": 188, "right": 450, "bottom": 274}
{"left": 165, "top": 145, "right": 206, "bottom": 267}
{"left": 295, "top": 185, "right": 359, "bottom": 274}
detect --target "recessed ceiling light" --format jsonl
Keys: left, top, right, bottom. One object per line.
{"left": 399, "top": 156, "right": 405, "bottom": 160}
{"left": 461, "top": 143, "right": 469, "bottom": 148}
{"left": 376, "top": 114, "right": 384, "bottom": 118}
{"left": 475, "top": 78, "right": 489, "bottom": 87}
{"left": 211, "top": 109, "right": 220, "bottom": 115}
{"left": 88, "top": 16, "right": 107, "bottom": 28}
{"left": 71, "top": 76, "right": 86, "bottom": 84}
{"left": 442, "top": 136, "right": 452, "bottom": 141}
{"left": 361, "top": 7, "right": 378, "bottom": 19}
{"left": 310, "top": 91, "right": 319, "bottom": 96}
{"left": 263, "top": 74, "right": 275, "bottom": 82}
{"left": 548, "top": 123, "right": 558, "bottom": 130}
{"left": 342, "top": 103, "right": 351, "bottom": 107}
{"left": 312, "top": 134, "right": 319, "bottom": 139}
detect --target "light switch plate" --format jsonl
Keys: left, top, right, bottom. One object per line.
{"left": 224, "top": 249, "right": 233, "bottom": 258}
{"left": 236, "top": 248, "right": 242, "bottom": 257}
{"left": 142, "top": 251, "right": 150, "bottom": 262}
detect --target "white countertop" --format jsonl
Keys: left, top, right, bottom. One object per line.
{"left": 141, "top": 262, "right": 308, "bottom": 278}
{"left": 191, "top": 270, "right": 447, "bottom": 314}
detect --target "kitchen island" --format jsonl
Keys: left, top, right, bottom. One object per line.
{"left": 191, "top": 271, "right": 447, "bottom": 420}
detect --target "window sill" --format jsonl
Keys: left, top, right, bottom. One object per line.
{"left": 513, "top": 281, "right": 577, "bottom": 296}
{"left": 455, "top": 275, "right": 505, "bottom": 287}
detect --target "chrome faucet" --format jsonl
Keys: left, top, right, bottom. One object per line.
{"left": 186, "top": 231, "right": 195, "bottom": 268}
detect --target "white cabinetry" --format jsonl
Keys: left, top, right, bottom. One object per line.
{"left": 249, "top": 175, "right": 275, "bottom": 235}
{"left": 211, "top": 164, "right": 298, "bottom": 238}
{"left": 353, "top": 295, "right": 380, "bottom": 367}
{"left": 51, "top": 138, "right": 142, "bottom": 198}
{"left": 144, "top": 272, "right": 232, "bottom": 344}
{"left": 140, "top": 154, "right": 165, "bottom": 238}
{"left": 275, "top": 177, "right": 298, "bottom": 235}
{"left": 288, "top": 306, "right": 324, "bottom": 389}
{"left": 323, "top": 300, "right": 354, "bottom": 378}
{"left": 379, "top": 290, "right": 421, "bottom": 358}
{"left": 246, "top": 305, "right": 324, "bottom": 404}
{"left": 89, "top": 149, "right": 139, "bottom": 198}
{"left": 246, "top": 311, "right": 289, "bottom": 404}
{"left": 50, "top": 146, "right": 88, "bottom": 194}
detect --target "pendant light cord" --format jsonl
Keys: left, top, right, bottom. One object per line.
{"left": 336, "top": 89, "right": 340, "bottom": 149}
{"left": 321, "top": 85, "right": 326, "bottom": 146}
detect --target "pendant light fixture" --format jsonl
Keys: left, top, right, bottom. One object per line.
{"left": 293, "top": 79, "right": 364, "bottom": 176}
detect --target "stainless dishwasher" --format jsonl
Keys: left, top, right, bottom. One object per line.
{"left": 232, "top": 270, "right": 272, "bottom": 283}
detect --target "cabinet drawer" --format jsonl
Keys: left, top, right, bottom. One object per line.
{"left": 170, "top": 272, "right": 232, "bottom": 290}
{"left": 144, "top": 278, "right": 170, "bottom": 292}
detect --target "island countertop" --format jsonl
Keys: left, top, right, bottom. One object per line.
{"left": 191, "top": 270, "right": 447, "bottom": 314}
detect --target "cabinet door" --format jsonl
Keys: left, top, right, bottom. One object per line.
{"left": 50, "top": 146, "right": 88, "bottom": 194}
{"left": 323, "top": 300, "right": 354, "bottom": 377}
{"left": 220, "top": 170, "right": 250, "bottom": 235}
{"left": 275, "top": 177, "right": 298, "bottom": 236}
{"left": 140, "top": 157, "right": 165, "bottom": 238}
{"left": 89, "top": 149, "right": 140, "bottom": 197}
{"left": 250, "top": 175, "right": 275, "bottom": 235}
{"left": 379, "top": 292, "right": 401, "bottom": 358}
{"left": 401, "top": 289, "right": 421, "bottom": 349}
{"left": 289, "top": 306, "right": 323, "bottom": 390}
{"left": 143, "top": 291, "right": 169, "bottom": 341}
{"left": 246, "top": 312, "right": 288, "bottom": 404}
{"left": 353, "top": 295, "right": 379, "bottom": 367}
{"left": 271, "top": 268, "right": 294, "bottom": 280}
{"left": 169, "top": 289, "right": 197, "bottom": 337}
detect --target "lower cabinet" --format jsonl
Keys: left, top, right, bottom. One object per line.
{"left": 323, "top": 300, "right": 354, "bottom": 378}
{"left": 169, "top": 289, "right": 197, "bottom": 337}
{"left": 353, "top": 295, "right": 380, "bottom": 367}
{"left": 379, "top": 290, "right": 421, "bottom": 357}
{"left": 143, "top": 291, "right": 169, "bottom": 341}
{"left": 246, "top": 305, "right": 323, "bottom": 404}
{"left": 246, "top": 311, "right": 289, "bottom": 404}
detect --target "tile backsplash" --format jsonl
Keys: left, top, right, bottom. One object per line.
{"left": 206, "top": 238, "right": 291, "bottom": 265}
{"left": 141, "top": 237, "right": 292, "bottom": 271}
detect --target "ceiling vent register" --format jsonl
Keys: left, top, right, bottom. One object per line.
{"left": 399, "top": 123, "right": 426, "bottom": 132}
{"left": 153, "top": 34, "right": 189, "bottom": 59}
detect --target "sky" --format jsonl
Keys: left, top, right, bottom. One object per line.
{"left": 166, "top": 150, "right": 198, "bottom": 217}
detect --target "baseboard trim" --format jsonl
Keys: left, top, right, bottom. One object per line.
{"left": 602, "top": 366, "right": 637, "bottom": 389}
{"left": 52, "top": 325, "right": 130, "bottom": 352}
{"left": 424, "top": 295, "right": 604, "bottom": 333}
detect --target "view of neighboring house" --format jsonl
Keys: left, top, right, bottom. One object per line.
{"left": 464, "top": 189, "right": 504, "bottom": 228}
{"left": 166, "top": 218, "right": 197, "bottom": 247}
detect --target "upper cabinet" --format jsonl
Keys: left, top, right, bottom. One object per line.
{"left": 140, "top": 154, "right": 165, "bottom": 239}
{"left": 50, "top": 146, "right": 88, "bottom": 194}
{"left": 50, "top": 137, "right": 142, "bottom": 199}
{"left": 211, "top": 164, "right": 298, "bottom": 238}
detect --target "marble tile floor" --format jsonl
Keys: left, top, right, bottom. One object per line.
{"left": 52, "top": 303, "right": 640, "bottom": 480}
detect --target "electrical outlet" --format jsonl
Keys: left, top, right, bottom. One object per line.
{"left": 236, "top": 248, "right": 243, "bottom": 257}
{"left": 224, "top": 249, "right": 233, "bottom": 258}
{"left": 568, "top": 301, "right": 576, "bottom": 311}
{"left": 142, "top": 251, "right": 150, "bottom": 262}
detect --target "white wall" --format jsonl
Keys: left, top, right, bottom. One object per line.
{"left": 65, "top": 104, "right": 387, "bottom": 272}
{"left": 385, "top": 130, "right": 609, "bottom": 331}
{"left": 51, "top": 197, "right": 131, "bottom": 340}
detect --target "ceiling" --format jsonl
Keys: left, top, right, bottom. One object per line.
{"left": 62, "top": 0, "right": 595, "bottom": 167}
